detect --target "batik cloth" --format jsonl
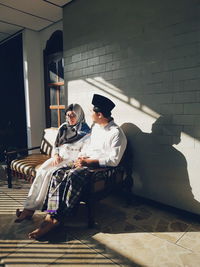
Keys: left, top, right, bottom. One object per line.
{"left": 43, "top": 166, "right": 91, "bottom": 220}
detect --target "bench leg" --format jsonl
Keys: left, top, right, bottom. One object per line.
{"left": 7, "top": 167, "right": 12, "bottom": 188}
{"left": 4, "top": 150, "right": 13, "bottom": 188}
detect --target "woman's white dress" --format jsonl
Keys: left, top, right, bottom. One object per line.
{"left": 24, "top": 141, "right": 84, "bottom": 210}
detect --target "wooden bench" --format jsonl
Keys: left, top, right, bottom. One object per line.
{"left": 4, "top": 127, "right": 132, "bottom": 227}
{"left": 4, "top": 128, "right": 58, "bottom": 188}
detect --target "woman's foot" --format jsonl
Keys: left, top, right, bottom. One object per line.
{"left": 15, "top": 208, "right": 34, "bottom": 223}
{"left": 28, "top": 214, "right": 60, "bottom": 239}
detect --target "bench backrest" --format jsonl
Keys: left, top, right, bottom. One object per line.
{"left": 40, "top": 128, "right": 58, "bottom": 156}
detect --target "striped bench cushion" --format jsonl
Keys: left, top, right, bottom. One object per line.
{"left": 10, "top": 128, "right": 58, "bottom": 179}
{"left": 11, "top": 154, "right": 50, "bottom": 177}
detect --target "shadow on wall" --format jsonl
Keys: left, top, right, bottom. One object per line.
{"left": 121, "top": 115, "right": 200, "bottom": 214}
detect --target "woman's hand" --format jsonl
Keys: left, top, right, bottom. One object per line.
{"left": 52, "top": 154, "right": 63, "bottom": 166}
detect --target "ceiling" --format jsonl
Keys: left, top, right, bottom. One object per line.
{"left": 0, "top": 0, "right": 72, "bottom": 44}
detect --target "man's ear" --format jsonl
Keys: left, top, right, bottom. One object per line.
{"left": 98, "top": 112, "right": 103, "bottom": 118}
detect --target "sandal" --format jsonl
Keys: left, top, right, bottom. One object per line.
{"left": 15, "top": 209, "right": 34, "bottom": 223}
{"left": 16, "top": 209, "right": 22, "bottom": 217}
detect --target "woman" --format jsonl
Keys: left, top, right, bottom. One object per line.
{"left": 15, "top": 103, "right": 90, "bottom": 222}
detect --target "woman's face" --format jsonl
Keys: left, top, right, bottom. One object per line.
{"left": 66, "top": 111, "right": 77, "bottom": 125}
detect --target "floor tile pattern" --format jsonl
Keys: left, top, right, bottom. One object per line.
{"left": 1, "top": 165, "right": 200, "bottom": 266}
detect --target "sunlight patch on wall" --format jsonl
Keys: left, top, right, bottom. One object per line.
{"left": 86, "top": 77, "right": 129, "bottom": 102}
{"left": 174, "top": 132, "right": 200, "bottom": 202}
{"left": 174, "top": 132, "right": 195, "bottom": 149}
{"left": 67, "top": 77, "right": 159, "bottom": 132}
{"left": 141, "top": 105, "right": 160, "bottom": 119}
{"left": 67, "top": 76, "right": 200, "bottom": 208}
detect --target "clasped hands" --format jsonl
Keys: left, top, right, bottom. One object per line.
{"left": 74, "top": 157, "right": 89, "bottom": 168}
{"left": 52, "top": 155, "right": 96, "bottom": 168}
{"left": 52, "top": 155, "right": 89, "bottom": 167}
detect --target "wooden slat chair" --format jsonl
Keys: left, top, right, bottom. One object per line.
{"left": 4, "top": 127, "right": 132, "bottom": 228}
{"left": 5, "top": 128, "right": 58, "bottom": 188}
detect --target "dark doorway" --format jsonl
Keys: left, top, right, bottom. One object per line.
{"left": 0, "top": 33, "right": 27, "bottom": 161}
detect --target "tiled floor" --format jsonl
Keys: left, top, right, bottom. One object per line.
{"left": 1, "top": 165, "right": 200, "bottom": 266}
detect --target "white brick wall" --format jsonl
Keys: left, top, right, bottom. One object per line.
{"left": 63, "top": 0, "right": 200, "bottom": 214}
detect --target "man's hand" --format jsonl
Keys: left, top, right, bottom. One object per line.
{"left": 74, "top": 157, "right": 88, "bottom": 168}
{"left": 74, "top": 157, "right": 99, "bottom": 168}
{"left": 52, "top": 154, "right": 63, "bottom": 166}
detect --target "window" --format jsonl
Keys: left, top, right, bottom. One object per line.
{"left": 44, "top": 31, "right": 65, "bottom": 127}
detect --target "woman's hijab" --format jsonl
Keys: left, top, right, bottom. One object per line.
{"left": 69, "top": 103, "right": 85, "bottom": 126}
{"left": 55, "top": 104, "right": 88, "bottom": 147}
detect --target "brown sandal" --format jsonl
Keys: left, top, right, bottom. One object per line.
{"left": 15, "top": 209, "right": 34, "bottom": 223}
{"left": 16, "top": 209, "right": 22, "bottom": 217}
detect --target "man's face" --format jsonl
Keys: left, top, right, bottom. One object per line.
{"left": 91, "top": 109, "right": 101, "bottom": 123}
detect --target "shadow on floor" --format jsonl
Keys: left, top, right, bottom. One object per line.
{"left": 1, "top": 173, "right": 200, "bottom": 266}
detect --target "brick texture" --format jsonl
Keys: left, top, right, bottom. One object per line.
{"left": 63, "top": 0, "right": 200, "bottom": 145}
{"left": 63, "top": 0, "right": 200, "bottom": 213}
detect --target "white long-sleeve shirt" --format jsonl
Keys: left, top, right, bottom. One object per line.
{"left": 79, "top": 120, "right": 127, "bottom": 167}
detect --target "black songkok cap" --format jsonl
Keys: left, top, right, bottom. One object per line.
{"left": 92, "top": 94, "right": 115, "bottom": 113}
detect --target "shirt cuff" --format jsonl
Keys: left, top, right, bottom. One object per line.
{"left": 99, "top": 158, "right": 106, "bottom": 167}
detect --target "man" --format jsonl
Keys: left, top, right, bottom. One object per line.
{"left": 29, "top": 94, "right": 127, "bottom": 239}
